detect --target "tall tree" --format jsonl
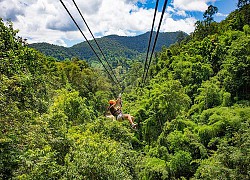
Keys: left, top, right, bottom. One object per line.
{"left": 203, "top": 5, "right": 218, "bottom": 26}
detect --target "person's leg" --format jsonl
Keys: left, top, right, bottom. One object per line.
{"left": 123, "top": 114, "right": 135, "bottom": 125}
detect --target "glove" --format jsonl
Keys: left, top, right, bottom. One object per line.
{"left": 118, "top": 93, "right": 122, "bottom": 98}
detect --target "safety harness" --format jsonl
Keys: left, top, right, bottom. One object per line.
{"left": 109, "top": 93, "right": 123, "bottom": 119}
{"left": 109, "top": 105, "right": 121, "bottom": 117}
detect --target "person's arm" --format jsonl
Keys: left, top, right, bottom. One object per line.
{"left": 109, "top": 104, "right": 115, "bottom": 109}
{"left": 116, "top": 93, "right": 122, "bottom": 109}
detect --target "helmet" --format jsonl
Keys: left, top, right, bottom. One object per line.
{"left": 109, "top": 100, "right": 116, "bottom": 105}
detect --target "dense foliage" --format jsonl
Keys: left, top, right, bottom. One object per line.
{"left": 1, "top": 3, "right": 250, "bottom": 180}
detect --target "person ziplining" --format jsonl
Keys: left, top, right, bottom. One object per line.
{"left": 108, "top": 93, "right": 138, "bottom": 130}
{"left": 60, "top": 0, "right": 168, "bottom": 131}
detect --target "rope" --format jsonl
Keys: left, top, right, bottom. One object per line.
{"left": 141, "top": 0, "right": 159, "bottom": 87}
{"left": 60, "top": 0, "right": 121, "bottom": 89}
{"left": 142, "top": 0, "right": 169, "bottom": 86}
{"left": 71, "top": 0, "right": 121, "bottom": 88}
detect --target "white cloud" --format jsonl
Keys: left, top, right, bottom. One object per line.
{"left": 216, "top": 12, "right": 228, "bottom": 17}
{"left": 167, "top": 6, "right": 176, "bottom": 13}
{"left": 0, "top": 0, "right": 199, "bottom": 47}
{"left": 82, "top": 0, "right": 103, "bottom": 14}
{"left": 161, "top": 17, "right": 197, "bottom": 34}
{"left": 172, "top": 0, "right": 216, "bottom": 12}
{"left": 167, "top": 6, "right": 187, "bottom": 17}
{"left": 176, "top": 10, "right": 187, "bottom": 17}
{"left": 124, "top": 0, "right": 147, "bottom": 4}
{"left": 0, "top": 0, "right": 25, "bottom": 21}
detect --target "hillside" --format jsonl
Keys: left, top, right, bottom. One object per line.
{"left": 29, "top": 31, "right": 187, "bottom": 62}
{"left": 28, "top": 42, "right": 74, "bottom": 60}
{"left": 1, "top": 3, "right": 250, "bottom": 180}
{"left": 70, "top": 36, "right": 140, "bottom": 62}
{"left": 104, "top": 31, "right": 186, "bottom": 53}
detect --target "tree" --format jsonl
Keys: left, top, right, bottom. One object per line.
{"left": 169, "top": 151, "right": 193, "bottom": 178}
{"left": 64, "top": 128, "right": 138, "bottom": 180}
{"left": 136, "top": 157, "right": 168, "bottom": 179}
{"left": 203, "top": 5, "right": 218, "bottom": 26}
{"left": 237, "top": 0, "right": 250, "bottom": 8}
{"left": 135, "top": 80, "right": 191, "bottom": 144}
{"left": 193, "top": 5, "right": 219, "bottom": 39}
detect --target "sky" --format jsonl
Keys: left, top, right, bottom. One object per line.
{"left": 0, "top": 0, "right": 238, "bottom": 47}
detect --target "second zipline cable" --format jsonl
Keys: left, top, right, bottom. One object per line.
{"left": 72, "top": 0, "right": 121, "bottom": 88}
{"left": 142, "top": 0, "right": 169, "bottom": 86}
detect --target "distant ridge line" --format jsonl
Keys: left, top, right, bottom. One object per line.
{"left": 29, "top": 31, "right": 187, "bottom": 61}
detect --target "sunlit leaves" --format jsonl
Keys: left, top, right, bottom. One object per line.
{"left": 65, "top": 128, "right": 137, "bottom": 180}
{"left": 136, "top": 157, "right": 168, "bottom": 180}
{"left": 169, "top": 150, "right": 193, "bottom": 178}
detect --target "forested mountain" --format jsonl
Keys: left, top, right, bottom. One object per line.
{"left": 1, "top": 3, "right": 250, "bottom": 180}
{"left": 104, "top": 31, "right": 186, "bottom": 53}
{"left": 29, "top": 31, "right": 187, "bottom": 62}
{"left": 27, "top": 42, "right": 74, "bottom": 60}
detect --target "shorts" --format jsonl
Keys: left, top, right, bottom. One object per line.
{"left": 116, "top": 113, "right": 124, "bottom": 121}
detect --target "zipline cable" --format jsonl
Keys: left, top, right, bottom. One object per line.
{"left": 141, "top": 0, "right": 159, "bottom": 87}
{"left": 72, "top": 0, "right": 121, "bottom": 88}
{"left": 142, "top": 0, "right": 169, "bottom": 86}
{"left": 59, "top": 0, "right": 120, "bottom": 89}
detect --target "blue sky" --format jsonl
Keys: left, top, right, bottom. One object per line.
{"left": 140, "top": 0, "right": 238, "bottom": 21}
{"left": 0, "top": 0, "right": 240, "bottom": 47}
